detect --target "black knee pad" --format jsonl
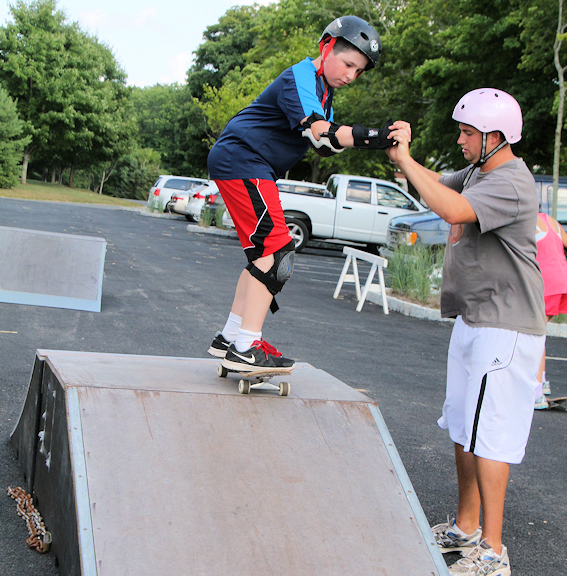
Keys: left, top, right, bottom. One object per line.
{"left": 246, "top": 241, "right": 295, "bottom": 312}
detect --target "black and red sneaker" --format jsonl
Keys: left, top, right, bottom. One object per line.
{"left": 207, "top": 331, "right": 231, "bottom": 358}
{"left": 221, "top": 339, "right": 295, "bottom": 372}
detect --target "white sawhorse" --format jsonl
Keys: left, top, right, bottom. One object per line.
{"left": 333, "top": 246, "right": 389, "bottom": 313}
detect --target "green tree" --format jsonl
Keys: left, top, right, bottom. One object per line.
{"left": 0, "top": 0, "right": 67, "bottom": 183}
{"left": 0, "top": 87, "right": 31, "bottom": 187}
{"left": 131, "top": 83, "right": 209, "bottom": 176}
{"left": 388, "top": 0, "right": 558, "bottom": 173}
{"left": 187, "top": 5, "right": 271, "bottom": 100}
{"left": 100, "top": 146, "right": 161, "bottom": 200}
{"left": 518, "top": 0, "right": 567, "bottom": 216}
{"left": 54, "top": 23, "right": 133, "bottom": 187}
{"left": 0, "top": 0, "right": 134, "bottom": 187}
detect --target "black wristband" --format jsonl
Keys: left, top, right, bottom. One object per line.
{"left": 352, "top": 118, "right": 394, "bottom": 150}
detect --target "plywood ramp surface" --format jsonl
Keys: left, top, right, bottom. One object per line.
{"left": 12, "top": 351, "right": 447, "bottom": 576}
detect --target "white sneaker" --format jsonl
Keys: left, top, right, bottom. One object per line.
{"left": 534, "top": 395, "right": 549, "bottom": 410}
{"left": 449, "top": 542, "right": 511, "bottom": 575}
{"left": 542, "top": 380, "right": 551, "bottom": 396}
{"left": 432, "top": 517, "right": 482, "bottom": 554}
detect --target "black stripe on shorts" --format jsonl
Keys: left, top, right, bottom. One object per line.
{"left": 470, "top": 373, "right": 488, "bottom": 454}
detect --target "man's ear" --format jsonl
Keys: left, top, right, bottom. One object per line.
{"left": 489, "top": 131, "right": 505, "bottom": 146}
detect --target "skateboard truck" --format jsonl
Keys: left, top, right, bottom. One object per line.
{"left": 545, "top": 396, "right": 567, "bottom": 411}
{"left": 217, "top": 364, "right": 291, "bottom": 396}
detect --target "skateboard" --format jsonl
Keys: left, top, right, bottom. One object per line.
{"left": 545, "top": 396, "right": 567, "bottom": 411}
{"left": 217, "top": 364, "right": 292, "bottom": 396}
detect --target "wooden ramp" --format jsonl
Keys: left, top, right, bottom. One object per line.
{"left": 0, "top": 226, "right": 106, "bottom": 312}
{"left": 11, "top": 351, "right": 448, "bottom": 576}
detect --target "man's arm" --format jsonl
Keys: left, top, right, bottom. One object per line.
{"left": 386, "top": 121, "right": 477, "bottom": 225}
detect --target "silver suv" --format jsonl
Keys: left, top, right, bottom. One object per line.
{"left": 148, "top": 175, "right": 209, "bottom": 212}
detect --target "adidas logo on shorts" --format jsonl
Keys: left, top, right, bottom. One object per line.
{"left": 491, "top": 357, "right": 502, "bottom": 366}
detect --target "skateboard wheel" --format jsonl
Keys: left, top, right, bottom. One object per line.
{"left": 217, "top": 365, "right": 228, "bottom": 377}
{"left": 238, "top": 379, "right": 251, "bottom": 394}
{"left": 279, "top": 382, "right": 290, "bottom": 396}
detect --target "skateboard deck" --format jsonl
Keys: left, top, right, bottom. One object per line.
{"left": 217, "top": 364, "right": 292, "bottom": 396}
{"left": 545, "top": 396, "right": 567, "bottom": 410}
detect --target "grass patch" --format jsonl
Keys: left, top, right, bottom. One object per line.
{"left": 550, "top": 314, "right": 567, "bottom": 324}
{"left": 387, "top": 244, "right": 444, "bottom": 307}
{"left": 199, "top": 205, "right": 214, "bottom": 227}
{"left": 147, "top": 194, "right": 166, "bottom": 213}
{"left": 0, "top": 180, "right": 141, "bottom": 207}
{"left": 215, "top": 206, "right": 226, "bottom": 229}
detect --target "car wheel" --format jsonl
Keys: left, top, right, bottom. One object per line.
{"left": 366, "top": 243, "right": 382, "bottom": 255}
{"left": 286, "top": 218, "right": 309, "bottom": 252}
{"left": 185, "top": 215, "right": 195, "bottom": 222}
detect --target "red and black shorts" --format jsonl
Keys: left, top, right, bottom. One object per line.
{"left": 215, "top": 178, "right": 292, "bottom": 262}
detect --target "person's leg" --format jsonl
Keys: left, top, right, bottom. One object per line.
{"left": 474, "top": 456, "right": 509, "bottom": 555}
{"left": 454, "top": 444, "right": 481, "bottom": 535}
{"left": 215, "top": 178, "right": 294, "bottom": 367}
{"left": 230, "top": 255, "right": 274, "bottom": 332}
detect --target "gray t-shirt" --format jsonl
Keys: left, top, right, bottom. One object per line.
{"left": 439, "top": 158, "right": 546, "bottom": 335}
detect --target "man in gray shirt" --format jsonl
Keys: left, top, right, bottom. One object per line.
{"left": 386, "top": 89, "right": 546, "bottom": 576}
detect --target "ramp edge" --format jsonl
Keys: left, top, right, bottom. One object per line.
{"left": 67, "top": 388, "right": 97, "bottom": 576}
{"left": 369, "top": 404, "right": 450, "bottom": 576}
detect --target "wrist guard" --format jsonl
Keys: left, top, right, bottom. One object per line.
{"left": 302, "top": 113, "right": 345, "bottom": 157}
{"left": 352, "top": 118, "right": 394, "bottom": 150}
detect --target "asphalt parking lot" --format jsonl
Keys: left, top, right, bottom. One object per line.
{"left": 0, "top": 197, "right": 565, "bottom": 576}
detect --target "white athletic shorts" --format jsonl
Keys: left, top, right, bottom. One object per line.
{"left": 438, "top": 316, "right": 546, "bottom": 464}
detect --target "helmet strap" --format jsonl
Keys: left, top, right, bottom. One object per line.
{"left": 316, "top": 37, "right": 337, "bottom": 78}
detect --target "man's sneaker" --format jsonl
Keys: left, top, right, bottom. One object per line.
{"left": 534, "top": 394, "right": 549, "bottom": 410}
{"left": 432, "top": 517, "right": 482, "bottom": 554}
{"left": 449, "top": 542, "right": 511, "bottom": 575}
{"left": 222, "top": 340, "right": 295, "bottom": 373}
{"left": 542, "top": 380, "right": 551, "bottom": 396}
{"left": 207, "top": 332, "right": 231, "bottom": 358}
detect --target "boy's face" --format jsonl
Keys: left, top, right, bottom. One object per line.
{"left": 323, "top": 47, "right": 369, "bottom": 88}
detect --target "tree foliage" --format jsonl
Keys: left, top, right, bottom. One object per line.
{"left": 0, "top": 87, "right": 31, "bottom": 188}
{"left": 1, "top": 0, "right": 564, "bottom": 198}
{"left": 0, "top": 0, "right": 133, "bottom": 186}
{"left": 131, "top": 83, "right": 209, "bottom": 177}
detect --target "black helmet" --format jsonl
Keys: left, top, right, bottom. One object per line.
{"left": 319, "top": 16, "right": 382, "bottom": 70}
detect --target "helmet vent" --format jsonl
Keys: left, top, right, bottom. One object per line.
{"left": 361, "top": 32, "right": 369, "bottom": 40}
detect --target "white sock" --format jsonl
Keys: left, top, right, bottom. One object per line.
{"left": 235, "top": 328, "right": 261, "bottom": 352}
{"left": 221, "top": 313, "right": 241, "bottom": 342}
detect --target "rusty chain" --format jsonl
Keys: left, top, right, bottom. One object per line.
{"left": 6, "top": 486, "right": 52, "bottom": 553}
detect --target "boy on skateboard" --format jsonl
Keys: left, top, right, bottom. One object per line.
{"left": 207, "top": 16, "right": 402, "bottom": 373}
{"left": 387, "top": 90, "right": 546, "bottom": 575}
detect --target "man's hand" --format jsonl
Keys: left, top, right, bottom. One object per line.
{"left": 386, "top": 120, "right": 412, "bottom": 166}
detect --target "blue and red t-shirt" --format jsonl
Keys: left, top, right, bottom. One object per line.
{"left": 207, "top": 57, "right": 334, "bottom": 181}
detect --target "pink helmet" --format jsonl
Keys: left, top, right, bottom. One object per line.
{"left": 452, "top": 88, "right": 522, "bottom": 143}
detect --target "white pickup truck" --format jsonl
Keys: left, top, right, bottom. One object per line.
{"left": 278, "top": 175, "right": 427, "bottom": 251}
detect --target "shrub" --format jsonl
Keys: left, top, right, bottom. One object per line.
{"left": 200, "top": 205, "right": 214, "bottom": 227}
{"left": 388, "top": 244, "right": 444, "bottom": 306}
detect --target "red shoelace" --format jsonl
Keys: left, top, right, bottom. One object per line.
{"left": 251, "top": 339, "right": 282, "bottom": 359}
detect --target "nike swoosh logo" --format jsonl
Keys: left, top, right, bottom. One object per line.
{"left": 232, "top": 351, "right": 256, "bottom": 364}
